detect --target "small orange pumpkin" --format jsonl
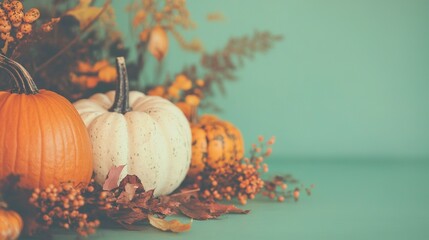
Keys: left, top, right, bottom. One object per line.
{"left": 0, "top": 204, "right": 23, "bottom": 240}
{"left": 0, "top": 55, "right": 93, "bottom": 189}
{"left": 183, "top": 106, "right": 244, "bottom": 178}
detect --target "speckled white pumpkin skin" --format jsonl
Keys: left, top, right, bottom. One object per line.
{"left": 73, "top": 91, "right": 191, "bottom": 196}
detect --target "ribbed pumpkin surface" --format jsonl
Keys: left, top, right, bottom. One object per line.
{"left": 0, "top": 90, "right": 93, "bottom": 189}
{"left": 188, "top": 115, "right": 244, "bottom": 177}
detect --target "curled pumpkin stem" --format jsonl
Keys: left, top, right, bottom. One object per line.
{"left": 0, "top": 53, "right": 38, "bottom": 94}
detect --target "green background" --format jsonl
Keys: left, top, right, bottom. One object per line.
{"left": 114, "top": 0, "right": 429, "bottom": 160}
{"left": 45, "top": 0, "right": 429, "bottom": 239}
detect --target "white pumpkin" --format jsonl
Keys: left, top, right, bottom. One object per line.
{"left": 73, "top": 57, "right": 191, "bottom": 196}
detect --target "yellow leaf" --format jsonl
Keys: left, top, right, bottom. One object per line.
{"left": 1, "top": 39, "right": 9, "bottom": 55}
{"left": 66, "top": 0, "right": 102, "bottom": 29}
{"left": 148, "top": 215, "right": 192, "bottom": 233}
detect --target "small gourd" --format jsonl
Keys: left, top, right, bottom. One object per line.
{"left": 184, "top": 106, "right": 245, "bottom": 178}
{"left": 0, "top": 204, "right": 23, "bottom": 240}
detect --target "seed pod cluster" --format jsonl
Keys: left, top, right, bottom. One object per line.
{"left": 0, "top": 0, "right": 40, "bottom": 42}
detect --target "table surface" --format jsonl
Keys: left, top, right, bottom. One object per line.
{"left": 27, "top": 158, "right": 429, "bottom": 240}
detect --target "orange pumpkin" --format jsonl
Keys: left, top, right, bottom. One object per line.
{"left": 0, "top": 205, "right": 23, "bottom": 240}
{"left": 187, "top": 113, "right": 244, "bottom": 178}
{"left": 0, "top": 55, "right": 93, "bottom": 189}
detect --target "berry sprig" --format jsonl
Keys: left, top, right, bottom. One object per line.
{"left": 191, "top": 136, "right": 275, "bottom": 205}
{"left": 195, "top": 162, "right": 265, "bottom": 205}
{"left": 189, "top": 136, "right": 313, "bottom": 204}
{"left": 28, "top": 179, "right": 113, "bottom": 237}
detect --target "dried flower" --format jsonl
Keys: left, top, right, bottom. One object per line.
{"left": 185, "top": 94, "right": 200, "bottom": 106}
{"left": 174, "top": 74, "right": 192, "bottom": 90}
{"left": 148, "top": 26, "right": 169, "bottom": 61}
{"left": 41, "top": 17, "right": 60, "bottom": 33}
{"left": 71, "top": 60, "right": 118, "bottom": 88}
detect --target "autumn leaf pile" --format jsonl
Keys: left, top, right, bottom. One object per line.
{"left": 0, "top": 164, "right": 249, "bottom": 238}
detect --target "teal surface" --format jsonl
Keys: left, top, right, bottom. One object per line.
{"left": 47, "top": 159, "right": 429, "bottom": 239}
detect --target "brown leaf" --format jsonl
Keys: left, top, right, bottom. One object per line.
{"left": 117, "top": 183, "right": 139, "bottom": 204}
{"left": 106, "top": 208, "right": 147, "bottom": 226}
{"left": 132, "top": 189, "right": 155, "bottom": 208}
{"left": 209, "top": 203, "right": 250, "bottom": 215}
{"left": 179, "top": 199, "right": 249, "bottom": 220}
{"left": 148, "top": 215, "right": 192, "bottom": 233}
{"left": 125, "top": 183, "right": 139, "bottom": 200}
{"left": 179, "top": 203, "right": 215, "bottom": 220}
{"left": 103, "top": 165, "right": 126, "bottom": 191}
{"left": 119, "top": 175, "right": 144, "bottom": 190}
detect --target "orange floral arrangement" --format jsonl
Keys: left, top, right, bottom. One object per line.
{"left": 0, "top": 0, "right": 311, "bottom": 238}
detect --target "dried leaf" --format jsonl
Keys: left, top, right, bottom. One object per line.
{"left": 133, "top": 189, "right": 155, "bottom": 208}
{"left": 1, "top": 40, "right": 9, "bottom": 54}
{"left": 103, "top": 165, "right": 126, "bottom": 191}
{"left": 107, "top": 208, "right": 148, "bottom": 226}
{"left": 65, "top": 0, "right": 103, "bottom": 29}
{"left": 148, "top": 215, "right": 192, "bottom": 233}
{"left": 117, "top": 183, "right": 139, "bottom": 204}
{"left": 179, "top": 199, "right": 249, "bottom": 220}
{"left": 125, "top": 183, "right": 139, "bottom": 200}
{"left": 119, "top": 175, "right": 143, "bottom": 189}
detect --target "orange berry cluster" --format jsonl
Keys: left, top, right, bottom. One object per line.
{"left": 196, "top": 162, "right": 265, "bottom": 205}
{"left": 248, "top": 136, "right": 275, "bottom": 172}
{"left": 250, "top": 136, "right": 313, "bottom": 202}
{"left": 28, "top": 180, "right": 112, "bottom": 237}
{"left": 0, "top": 0, "right": 39, "bottom": 42}
{"left": 192, "top": 136, "right": 276, "bottom": 205}
{"left": 262, "top": 176, "right": 315, "bottom": 202}
{"left": 262, "top": 176, "right": 294, "bottom": 202}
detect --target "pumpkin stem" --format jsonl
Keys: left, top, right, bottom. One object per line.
{"left": 0, "top": 54, "right": 39, "bottom": 95}
{"left": 109, "top": 57, "right": 132, "bottom": 114}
